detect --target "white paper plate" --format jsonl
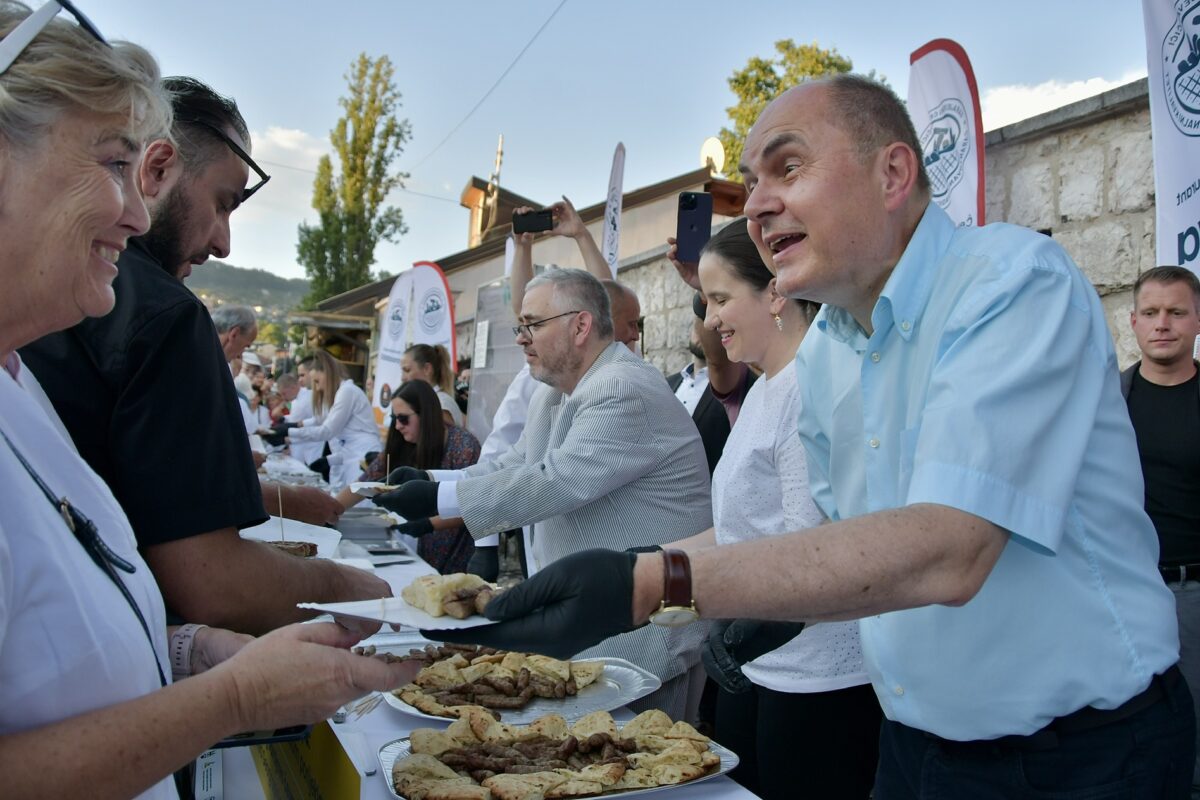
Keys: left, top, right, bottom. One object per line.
{"left": 378, "top": 737, "right": 738, "bottom": 799}
{"left": 297, "top": 596, "right": 497, "bottom": 629}
{"left": 350, "top": 481, "right": 396, "bottom": 498}
{"left": 241, "top": 517, "right": 342, "bottom": 558}
{"left": 382, "top": 656, "right": 662, "bottom": 725}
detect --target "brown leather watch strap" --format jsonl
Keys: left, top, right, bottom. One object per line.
{"left": 661, "top": 549, "right": 694, "bottom": 609}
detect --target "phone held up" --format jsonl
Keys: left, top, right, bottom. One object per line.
{"left": 512, "top": 208, "right": 555, "bottom": 235}
{"left": 675, "top": 192, "right": 713, "bottom": 264}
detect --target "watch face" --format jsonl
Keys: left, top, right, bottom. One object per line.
{"left": 650, "top": 606, "right": 699, "bottom": 627}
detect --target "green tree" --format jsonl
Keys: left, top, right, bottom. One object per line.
{"left": 258, "top": 321, "right": 287, "bottom": 347}
{"left": 298, "top": 54, "right": 411, "bottom": 307}
{"left": 718, "top": 40, "right": 858, "bottom": 183}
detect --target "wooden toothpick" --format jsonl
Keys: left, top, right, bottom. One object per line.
{"left": 277, "top": 484, "right": 286, "bottom": 542}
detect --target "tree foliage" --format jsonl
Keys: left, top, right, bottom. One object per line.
{"left": 717, "top": 40, "right": 857, "bottom": 183}
{"left": 298, "top": 54, "right": 411, "bottom": 307}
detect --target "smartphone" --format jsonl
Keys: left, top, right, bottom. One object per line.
{"left": 675, "top": 192, "right": 713, "bottom": 263}
{"left": 363, "top": 542, "right": 409, "bottom": 555}
{"left": 512, "top": 208, "right": 554, "bottom": 234}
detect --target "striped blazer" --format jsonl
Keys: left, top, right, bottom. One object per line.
{"left": 457, "top": 342, "right": 713, "bottom": 683}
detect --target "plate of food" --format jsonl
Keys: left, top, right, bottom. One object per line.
{"left": 380, "top": 708, "right": 737, "bottom": 800}
{"left": 240, "top": 517, "right": 342, "bottom": 558}
{"left": 350, "top": 481, "right": 399, "bottom": 498}
{"left": 381, "top": 643, "right": 660, "bottom": 725}
{"left": 298, "top": 572, "right": 501, "bottom": 629}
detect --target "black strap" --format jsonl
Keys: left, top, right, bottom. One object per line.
{"left": 0, "top": 426, "right": 168, "bottom": 688}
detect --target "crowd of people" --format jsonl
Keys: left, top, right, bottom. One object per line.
{"left": 3, "top": 3, "right": 1200, "bottom": 799}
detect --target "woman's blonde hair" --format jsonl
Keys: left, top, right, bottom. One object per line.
{"left": 309, "top": 349, "right": 347, "bottom": 416}
{"left": 0, "top": 1, "right": 171, "bottom": 151}
{"left": 405, "top": 343, "right": 454, "bottom": 395}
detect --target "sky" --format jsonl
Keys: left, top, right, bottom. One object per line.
{"left": 82, "top": 0, "right": 1151, "bottom": 282}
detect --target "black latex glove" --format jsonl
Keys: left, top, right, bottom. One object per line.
{"left": 467, "top": 545, "right": 499, "bottom": 581}
{"left": 372, "top": 480, "right": 438, "bottom": 519}
{"left": 260, "top": 428, "right": 287, "bottom": 447}
{"left": 391, "top": 518, "right": 434, "bottom": 538}
{"left": 429, "top": 548, "right": 638, "bottom": 659}
{"left": 702, "top": 619, "right": 807, "bottom": 694}
{"left": 384, "top": 466, "right": 430, "bottom": 486}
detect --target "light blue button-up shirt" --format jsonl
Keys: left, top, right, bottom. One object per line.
{"left": 796, "top": 203, "right": 1179, "bottom": 741}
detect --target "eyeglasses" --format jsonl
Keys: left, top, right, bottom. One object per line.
{"left": 175, "top": 116, "right": 271, "bottom": 202}
{"left": 512, "top": 310, "right": 582, "bottom": 339}
{"left": 0, "top": 0, "right": 107, "bottom": 75}
{"left": 392, "top": 413, "right": 411, "bottom": 427}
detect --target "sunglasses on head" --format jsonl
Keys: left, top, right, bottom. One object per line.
{"left": 0, "top": 0, "right": 107, "bottom": 75}
{"left": 175, "top": 116, "right": 271, "bottom": 202}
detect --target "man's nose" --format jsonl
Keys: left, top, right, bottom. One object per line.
{"left": 211, "top": 216, "right": 232, "bottom": 260}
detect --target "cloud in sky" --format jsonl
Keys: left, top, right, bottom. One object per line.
{"left": 980, "top": 70, "right": 1146, "bottom": 131}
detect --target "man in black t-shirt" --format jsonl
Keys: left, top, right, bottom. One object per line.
{"left": 20, "top": 77, "right": 388, "bottom": 635}
{"left": 1122, "top": 264, "right": 1200, "bottom": 792}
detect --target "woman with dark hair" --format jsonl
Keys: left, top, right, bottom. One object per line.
{"left": 402, "top": 343, "right": 464, "bottom": 427}
{"left": 665, "top": 218, "right": 880, "bottom": 798}
{"left": 337, "top": 380, "right": 480, "bottom": 574}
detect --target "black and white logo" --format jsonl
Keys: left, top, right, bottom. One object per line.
{"left": 1162, "top": 0, "right": 1200, "bottom": 137}
{"left": 419, "top": 288, "right": 446, "bottom": 334}
{"left": 386, "top": 303, "right": 404, "bottom": 340}
{"left": 919, "top": 98, "right": 971, "bottom": 208}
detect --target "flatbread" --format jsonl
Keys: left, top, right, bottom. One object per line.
{"left": 569, "top": 710, "right": 618, "bottom": 740}
{"left": 525, "top": 654, "right": 571, "bottom": 682}
{"left": 568, "top": 661, "right": 604, "bottom": 690}
{"left": 620, "top": 709, "right": 672, "bottom": 738}
{"left": 401, "top": 573, "right": 490, "bottom": 618}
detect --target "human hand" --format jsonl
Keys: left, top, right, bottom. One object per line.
{"left": 274, "top": 484, "right": 343, "bottom": 526}
{"left": 372, "top": 480, "right": 438, "bottom": 519}
{"left": 384, "top": 466, "right": 430, "bottom": 487}
{"left": 432, "top": 548, "right": 637, "bottom": 658}
{"left": 251, "top": 451, "right": 267, "bottom": 469}
{"left": 391, "top": 518, "right": 433, "bottom": 538}
{"left": 191, "top": 626, "right": 254, "bottom": 675}
{"left": 666, "top": 236, "right": 702, "bottom": 291}
{"left": 550, "top": 195, "right": 586, "bottom": 239}
{"left": 511, "top": 206, "right": 537, "bottom": 246}
{"left": 701, "top": 619, "right": 806, "bottom": 694}
{"left": 218, "top": 622, "right": 424, "bottom": 732}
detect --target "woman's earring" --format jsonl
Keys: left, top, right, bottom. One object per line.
{"left": 773, "top": 314, "right": 784, "bottom": 331}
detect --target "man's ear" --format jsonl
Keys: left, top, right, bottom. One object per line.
{"left": 879, "top": 142, "right": 921, "bottom": 213}
{"left": 139, "top": 138, "right": 181, "bottom": 200}
{"left": 574, "top": 310, "right": 594, "bottom": 344}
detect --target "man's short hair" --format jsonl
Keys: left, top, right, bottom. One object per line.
{"left": 1133, "top": 266, "right": 1200, "bottom": 310}
{"left": 275, "top": 373, "right": 298, "bottom": 390}
{"left": 210, "top": 304, "right": 256, "bottom": 335}
{"left": 821, "top": 73, "right": 931, "bottom": 194}
{"left": 163, "top": 76, "right": 250, "bottom": 174}
{"left": 526, "top": 268, "right": 614, "bottom": 339}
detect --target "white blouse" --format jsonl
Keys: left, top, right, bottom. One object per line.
{"left": 435, "top": 386, "right": 464, "bottom": 428}
{"left": 290, "top": 379, "right": 381, "bottom": 488}
{"left": 712, "top": 367, "right": 868, "bottom": 694}
{"left": 2, "top": 358, "right": 175, "bottom": 799}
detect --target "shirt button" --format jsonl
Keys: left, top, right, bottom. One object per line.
{"left": 900, "top": 320, "right": 911, "bottom": 332}
{"left": 868, "top": 438, "right": 880, "bottom": 448}
{"left": 894, "top": 685, "right": 904, "bottom": 696}
{"left": 870, "top": 352, "right": 881, "bottom": 362}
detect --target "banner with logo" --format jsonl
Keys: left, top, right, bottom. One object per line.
{"left": 602, "top": 142, "right": 625, "bottom": 278}
{"left": 907, "top": 39, "right": 985, "bottom": 227}
{"left": 1143, "top": 0, "right": 1200, "bottom": 269}
{"left": 373, "top": 261, "right": 456, "bottom": 415}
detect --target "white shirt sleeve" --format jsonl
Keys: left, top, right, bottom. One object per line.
{"left": 290, "top": 383, "right": 354, "bottom": 442}
{"left": 437, "top": 481, "right": 461, "bottom": 518}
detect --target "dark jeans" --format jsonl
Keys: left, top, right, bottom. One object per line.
{"left": 716, "top": 681, "right": 881, "bottom": 799}
{"left": 874, "top": 672, "right": 1196, "bottom": 799}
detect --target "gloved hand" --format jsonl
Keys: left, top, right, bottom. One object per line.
{"left": 466, "top": 545, "right": 499, "bottom": 581}
{"left": 384, "top": 466, "right": 430, "bottom": 486}
{"left": 390, "top": 518, "right": 434, "bottom": 538}
{"left": 372, "top": 480, "right": 438, "bottom": 519}
{"left": 262, "top": 421, "right": 298, "bottom": 448}
{"left": 430, "top": 548, "right": 638, "bottom": 659}
{"left": 701, "top": 619, "right": 806, "bottom": 694}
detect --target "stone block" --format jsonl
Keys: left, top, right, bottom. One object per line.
{"left": 644, "top": 271, "right": 666, "bottom": 313}
{"left": 1101, "top": 289, "right": 1139, "bottom": 368}
{"left": 1009, "top": 162, "right": 1054, "bottom": 229}
{"left": 1109, "top": 131, "right": 1154, "bottom": 214}
{"left": 1058, "top": 147, "right": 1103, "bottom": 221}
{"left": 642, "top": 311, "right": 668, "bottom": 351}
{"left": 1055, "top": 220, "right": 1137, "bottom": 289}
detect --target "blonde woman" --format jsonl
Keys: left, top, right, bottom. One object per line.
{"left": 402, "top": 343, "right": 464, "bottom": 427}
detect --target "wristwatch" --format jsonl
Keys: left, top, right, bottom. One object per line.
{"left": 649, "top": 549, "right": 700, "bottom": 627}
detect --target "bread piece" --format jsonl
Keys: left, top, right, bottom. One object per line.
{"left": 499, "top": 652, "right": 526, "bottom": 672}
{"left": 525, "top": 654, "right": 570, "bottom": 682}
{"left": 484, "top": 771, "right": 567, "bottom": 800}
{"left": 544, "top": 779, "right": 603, "bottom": 798}
{"left": 414, "top": 659, "right": 465, "bottom": 690}
{"left": 610, "top": 768, "right": 658, "bottom": 790}
{"left": 401, "top": 573, "right": 489, "bottom": 618}
{"left": 466, "top": 706, "right": 520, "bottom": 743}
{"left": 569, "top": 710, "right": 618, "bottom": 740}
{"left": 458, "top": 662, "right": 494, "bottom": 683}
{"left": 663, "top": 720, "right": 709, "bottom": 744}
{"left": 568, "top": 762, "right": 626, "bottom": 786}
{"left": 527, "top": 713, "right": 570, "bottom": 741}
{"left": 567, "top": 661, "right": 604, "bottom": 690}
{"left": 420, "top": 784, "right": 491, "bottom": 800}
{"left": 650, "top": 762, "right": 708, "bottom": 786}
{"left": 409, "top": 728, "right": 461, "bottom": 757}
{"left": 620, "top": 709, "right": 672, "bottom": 738}
{"left": 445, "top": 715, "right": 481, "bottom": 746}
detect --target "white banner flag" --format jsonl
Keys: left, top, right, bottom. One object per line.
{"left": 1143, "top": 0, "right": 1200, "bottom": 269}
{"left": 373, "top": 261, "right": 456, "bottom": 415}
{"left": 907, "top": 39, "right": 985, "bottom": 227}
{"left": 602, "top": 142, "right": 625, "bottom": 278}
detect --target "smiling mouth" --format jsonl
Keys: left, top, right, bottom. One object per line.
{"left": 768, "top": 233, "right": 807, "bottom": 254}
{"left": 94, "top": 244, "right": 122, "bottom": 263}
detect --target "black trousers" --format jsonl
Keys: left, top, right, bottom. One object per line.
{"left": 716, "top": 681, "right": 881, "bottom": 799}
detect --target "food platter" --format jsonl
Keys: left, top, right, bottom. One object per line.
{"left": 378, "top": 736, "right": 739, "bottom": 800}
{"left": 383, "top": 657, "right": 662, "bottom": 726}
{"left": 296, "top": 596, "right": 497, "bottom": 629}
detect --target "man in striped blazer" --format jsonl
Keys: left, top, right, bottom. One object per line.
{"left": 376, "top": 268, "right": 713, "bottom": 719}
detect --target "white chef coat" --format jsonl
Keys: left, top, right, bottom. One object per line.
{"left": 289, "top": 379, "right": 382, "bottom": 489}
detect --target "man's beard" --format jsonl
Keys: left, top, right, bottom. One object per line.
{"left": 139, "top": 185, "right": 196, "bottom": 279}
{"left": 687, "top": 340, "right": 706, "bottom": 361}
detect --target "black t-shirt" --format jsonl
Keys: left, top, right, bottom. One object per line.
{"left": 1126, "top": 366, "right": 1200, "bottom": 566}
{"left": 19, "top": 239, "right": 266, "bottom": 548}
